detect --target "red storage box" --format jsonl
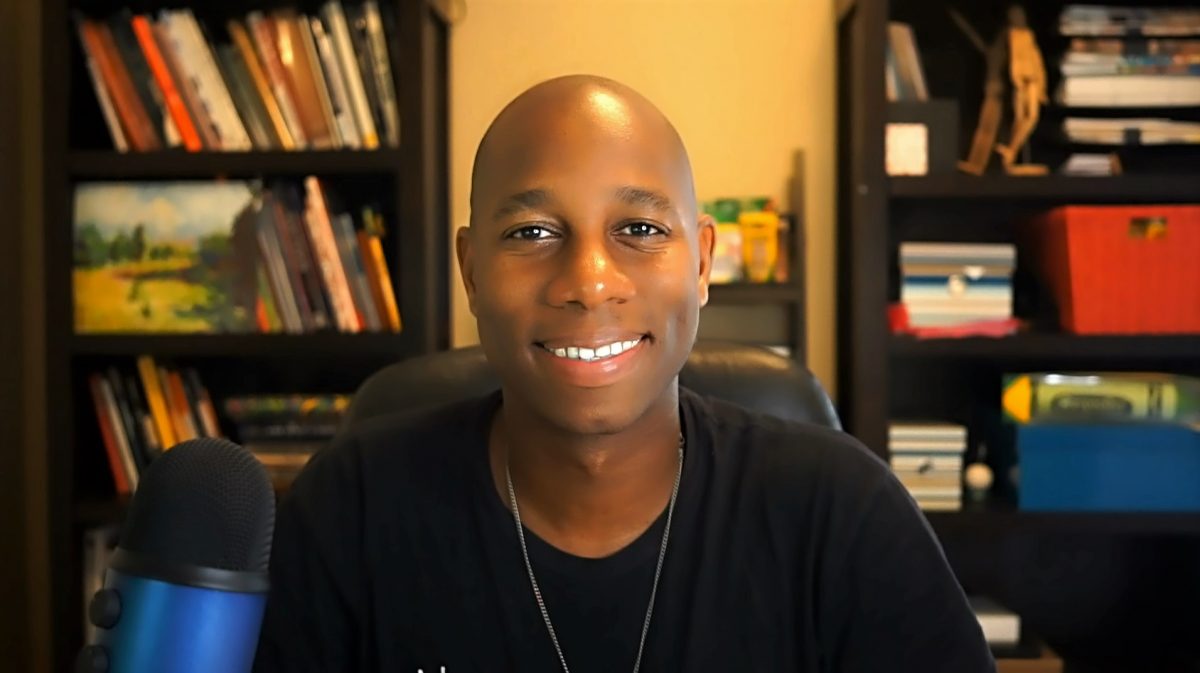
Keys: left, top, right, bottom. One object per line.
{"left": 1030, "top": 205, "right": 1200, "bottom": 334}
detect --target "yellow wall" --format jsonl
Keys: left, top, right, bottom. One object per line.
{"left": 449, "top": 0, "right": 838, "bottom": 393}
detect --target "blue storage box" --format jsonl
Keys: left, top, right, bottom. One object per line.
{"left": 1018, "top": 423, "right": 1200, "bottom": 511}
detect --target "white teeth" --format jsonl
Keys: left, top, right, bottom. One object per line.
{"left": 545, "top": 337, "right": 642, "bottom": 362}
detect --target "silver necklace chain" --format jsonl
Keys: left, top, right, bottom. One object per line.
{"left": 505, "top": 435, "right": 684, "bottom": 673}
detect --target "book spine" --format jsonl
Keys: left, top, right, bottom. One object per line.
{"left": 298, "top": 15, "right": 343, "bottom": 149}
{"left": 254, "top": 194, "right": 305, "bottom": 334}
{"left": 246, "top": 12, "right": 310, "bottom": 148}
{"left": 105, "top": 367, "right": 146, "bottom": 474}
{"left": 184, "top": 368, "right": 222, "bottom": 438}
{"left": 228, "top": 19, "right": 296, "bottom": 150}
{"left": 267, "top": 190, "right": 317, "bottom": 331}
{"left": 171, "top": 10, "right": 253, "bottom": 151}
{"left": 214, "top": 45, "right": 275, "bottom": 150}
{"left": 88, "top": 374, "right": 133, "bottom": 496}
{"left": 162, "top": 367, "right": 199, "bottom": 442}
{"left": 344, "top": 3, "right": 386, "bottom": 147}
{"left": 152, "top": 18, "right": 220, "bottom": 149}
{"left": 323, "top": 1, "right": 378, "bottom": 149}
{"left": 271, "top": 11, "right": 335, "bottom": 149}
{"left": 123, "top": 371, "right": 162, "bottom": 464}
{"left": 136, "top": 355, "right": 177, "bottom": 450}
{"left": 302, "top": 178, "right": 361, "bottom": 332}
{"left": 79, "top": 17, "right": 161, "bottom": 151}
{"left": 333, "top": 213, "right": 381, "bottom": 330}
{"left": 130, "top": 15, "right": 203, "bottom": 151}
{"left": 281, "top": 185, "right": 333, "bottom": 330}
{"left": 78, "top": 27, "right": 130, "bottom": 151}
{"left": 107, "top": 10, "right": 175, "bottom": 148}
{"left": 311, "top": 15, "right": 361, "bottom": 148}
{"left": 362, "top": 229, "right": 401, "bottom": 331}
{"left": 362, "top": 1, "right": 400, "bottom": 147}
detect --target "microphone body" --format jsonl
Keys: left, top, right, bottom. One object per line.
{"left": 96, "top": 571, "right": 266, "bottom": 673}
{"left": 78, "top": 438, "right": 276, "bottom": 673}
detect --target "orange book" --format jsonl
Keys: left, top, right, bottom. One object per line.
{"left": 88, "top": 374, "right": 132, "bottom": 496}
{"left": 272, "top": 11, "right": 335, "bottom": 149}
{"left": 357, "top": 230, "right": 395, "bottom": 332}
{"left": 228, "top": 20, "right": 296, "bottom": 150}
{"left": 359, "top": 227, "right": 402, "bottom": 332}
{"left": 136, "top": 356, "right": 177, "bottom": 450}
{"left": 163, "top": 369, "right": 199, "bottom": 442}
{"left": 130, "top": 15, "right": 202, "bottom": 151}
{"left": 79, "top": 19, "right": 161, "bottom": 151}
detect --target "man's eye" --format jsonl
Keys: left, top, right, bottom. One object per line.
{"left": 508, "top": 225, "right": 557, "bottom": 241}
{"left": 619, "top": 221, "right": 666, "bottom": 237}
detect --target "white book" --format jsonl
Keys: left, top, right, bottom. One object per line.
{"left": 970, "top": 597, "right": 1021, "bottom": 645}
{"left": 915, "top": 497, "right": 962, "bottom": 512}
{"left": 312, "top": 16, "right": 361, "bottom": 148}
{"left": 168, "top": 10, "right": 252, "bottom": 151}
{"left": 889, "top": 421, "right": 967, "bottom": 440}
{"left": 1059, "top": 74, "right": 1200, "bottom": 107}
{"left": 323, "top": 1, "right": 379, "bottom": 149}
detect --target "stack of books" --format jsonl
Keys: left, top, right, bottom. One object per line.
{"left": 224, "top": 394, "right": 351, "bottom": 488}
{"left": 888, "top": 421, "right": 967, "bottom": 512}
{"left": 899, "top": 242, "right": 1016, "bottom": 332}
{"left": 87, "top": 356, "right": 222, "bottom": 496}
{"left": 73, "top": 2, "right": 402, "bottom": 152}
{"left": 1058, "top": 6, "right": 1200, "bottom": 112}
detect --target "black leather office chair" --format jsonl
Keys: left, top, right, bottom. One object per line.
{"left": 344, "top": 341, "right": 841, "bottom": 430}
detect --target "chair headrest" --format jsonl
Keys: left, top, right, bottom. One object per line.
{"left": 344, "top": 341, "right": 840, "bottom": 430}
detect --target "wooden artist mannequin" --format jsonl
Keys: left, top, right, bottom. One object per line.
{"left": 954, "top": 5, "right": 1048, "bottom": 176}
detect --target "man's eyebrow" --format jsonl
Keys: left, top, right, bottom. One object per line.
{"left": 614, "top": 186, "right": 673, "bottom": 212}
{"left": 492, "top": 189, "right": 554, "bottom": 221}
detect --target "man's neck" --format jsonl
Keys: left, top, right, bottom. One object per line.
{"left": 488, "top": 389, "right": 682, "bottom": 559}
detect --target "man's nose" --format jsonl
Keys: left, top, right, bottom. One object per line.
{"left": 546, "top": 234, "right": 635, "bottom": 310}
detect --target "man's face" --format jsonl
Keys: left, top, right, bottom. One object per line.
{"left": 459, "top": 90, "right": 714, "bottom": 434}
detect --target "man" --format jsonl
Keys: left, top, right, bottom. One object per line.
{"left": 255, "top": 75, "right": 994, "bottom": 672}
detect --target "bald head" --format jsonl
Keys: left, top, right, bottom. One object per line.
{"left": 469, "top": 75, "right": 697, "bottom": 222}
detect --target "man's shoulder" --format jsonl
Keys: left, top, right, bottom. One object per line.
{"left": 291, "top": 392, "right": 494, "bottom": 495}
{"left": 684, "top": 389, "right": 892, "bottom": 504}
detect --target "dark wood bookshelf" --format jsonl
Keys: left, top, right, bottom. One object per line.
{"left": 891, "top": 333, "right": 1200, "bottom": 362}
{"left": 890, "top": 174, "right": 1200, "bottom": 202}
{"left": 926, "top": 501, "right": 1200, "bottom": 536}
{"left": 839, "top": 0, "right": 1200, "bottom": 667}
{"left": 68, "top": 149, "right": 408, "bottom": 178}
{"left": 71, "top": 332, "right": 418, "bottom": 358}
{"left": 37, "top": 1, "right": 452, "bottom": 669}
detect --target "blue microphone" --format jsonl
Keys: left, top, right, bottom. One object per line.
{"left": 76, "top": 438, "right": 276, "bottom": 673}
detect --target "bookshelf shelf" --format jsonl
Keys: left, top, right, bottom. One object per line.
{"left": 71, "top": 332, "right": 416, "bottom": 358}
{"left": 889, "top": 174, "right": 1200, "bottom": 202}
{"left": 707, "top": 283, "right": 804, "bottom": 304}
{"left": 68, "top": 149, "right": 407, "bottom": 179}
{"left": 925, "top": 501, "right": 1200, "bottom": 536}
{"left": 890, "top": 333, "right": 1200, "bottom": 363}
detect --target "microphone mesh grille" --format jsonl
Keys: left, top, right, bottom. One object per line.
{"left": 120, "top": 438, "right": 276, "bottom": 573}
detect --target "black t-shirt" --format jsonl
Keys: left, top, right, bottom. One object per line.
{"left": 253, "top": 387, "right": 994, "bottom": 672}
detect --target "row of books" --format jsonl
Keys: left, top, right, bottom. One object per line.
{"left": 897, "top": 242, "right": 1017, "bottom": 337}
{"left": 1057, "top": 9, "right": 1200, "bottom": 108}
{"left": 87, "top": 357, "right": 221, "bottom": 495}
{"left": 250, "top": 178, "right": 402, "bottom": 334}
{"left": 75, "top": 2, "right": 401, "bottom": 153}
{"left": 888, "top": 421, "right": 967, "bottom": 512}
{"left": 224, "top": 394, "right": 350, "bottom": 488}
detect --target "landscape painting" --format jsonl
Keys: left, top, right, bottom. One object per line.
{"left": 73, "top": 181, "right": 260, "bottom": 333}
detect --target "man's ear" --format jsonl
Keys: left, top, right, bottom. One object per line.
{"left": 455, "top": 226, "right": 479, "bottom": 316}
{"left": 696, "top": 213, "right": 716, "bottom": 308}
